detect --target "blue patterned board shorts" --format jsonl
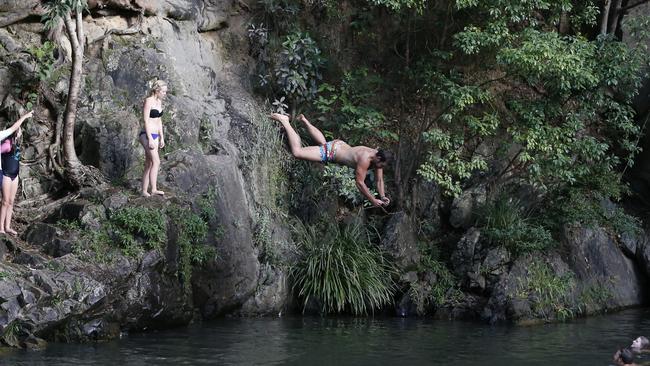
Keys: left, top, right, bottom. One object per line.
{"left": 319, "top": 140, "right": 340, "bottom": 163}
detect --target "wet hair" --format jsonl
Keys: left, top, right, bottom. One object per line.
{"left": 620, "top": 348, "right": 635, "bottom": 364}
{"left": 148, "top": 80, "right": 168, "bottom": 97}
{"left": 376, "top": 149, "right": 393, "bottom": 163}
{"left": 635, "top": 336, "right": 650, "bottom": 349}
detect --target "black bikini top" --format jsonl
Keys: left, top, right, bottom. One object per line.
{"left": 149, "top": 109, "right": 164, "bottom": 118}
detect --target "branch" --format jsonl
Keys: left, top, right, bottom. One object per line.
{"left": 600, "top": 0, "right": 612, "bottom": 35}
{"left": 620, "top": 0, "right": 650, "bottom": 12}
{"left": 75, "top": 10, "right": 84, "bottom": 51}
{"left": 63, "top": 13, "right": 81, "bottom": 52}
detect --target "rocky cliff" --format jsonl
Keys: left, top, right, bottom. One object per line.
{"left": 0, "top": 0, "right": 648, "bottom": 350}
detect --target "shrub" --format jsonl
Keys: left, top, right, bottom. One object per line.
{"left": 515, "top": 261, "right": 576, "bottom": 321}
{"left": 109, "top": 206, "right": 167, "bottom": 255}
{"left": 477, "top": 193, "right": 555, "bottom": 256}
{"left": 409, "top": 251, "right": 461, "bottom": 315}
{"left": 290, "top": 220, "right": 396, "bottom": 315}
{"left": 168, "top": 207, "right": 216, "bottom": 288}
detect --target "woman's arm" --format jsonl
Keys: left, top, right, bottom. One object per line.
{"left": 142, "top": 98, "right": 155, "bottom": 150}
{"left": 0, "top": 111, "right": 32, "bottom": 141}
{"left": 159, "top": 120, "right": 165, "bottom": 148}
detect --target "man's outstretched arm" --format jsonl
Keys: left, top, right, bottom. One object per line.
{"left": 375, "top": 167, "right": 390, "bottom": 204}
{"left": 355, "top": 162, "right": 385, "bottom": 207}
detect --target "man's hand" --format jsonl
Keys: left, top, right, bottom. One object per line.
{"left": 371, "top": 198, "right": 385, "bottom": 207}
{"left": 381, "top": 196, "right": 390, "bottom": 205}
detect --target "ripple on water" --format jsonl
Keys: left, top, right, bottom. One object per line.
{"left": 3, "top": 308, "right": 650, "bottom": 366}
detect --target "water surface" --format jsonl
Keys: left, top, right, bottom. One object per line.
{"left": 4, "top": 308, "right": 650, "bottom": 365}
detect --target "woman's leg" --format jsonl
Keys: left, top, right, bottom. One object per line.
{"left": 270, "top": 113, "right": 322, "bottom": 162}
{"left": 140, "top": 134, "right": 153, "bottom": 196}
{"left": 0, "top": 175, "right": 11, "bottom": 233}
{"left": 5, "top": 176, "right": 18, "bottom": 235}
{"left": 149, "top": 139, "right": 163, "bottom": 195}
{"left": 297, "top": 114, "right": 327, "bottom": 145}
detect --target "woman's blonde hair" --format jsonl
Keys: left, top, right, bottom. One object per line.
{"left": 148, "top": 80, "right": 167, "bottom": 97}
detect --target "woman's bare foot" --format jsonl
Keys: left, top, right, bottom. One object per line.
{"left": 0, "top": 230, "right": 5, "bottom": 235}
{"left": 152, "top": 190, "right": 165, "bottom": 196}
{"left": 6, "top": 229, "right": 17, "bottom": 236}
{"left": 142, "top": 191, "right": 151, "bottom": 197}
{"left": 270, "top": 113, "right": 289, "bottom": 124}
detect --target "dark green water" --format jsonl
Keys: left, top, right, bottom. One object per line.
{"left": 3, "top": 308, "right": 649, "bottom": 365}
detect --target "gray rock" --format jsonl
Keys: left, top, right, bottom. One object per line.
{"left": 450, "top": 227, "right": 482, "bottom": 278}
{"left": 563, "top": 225, "right": 645, "bottom": 308}
{"left": 450, "top": 185, "right": 486, "bottom": 229}
{"left": 79, "top": 204, "right": 107, "bottom": 230}
{"left": 379, "top": 212, "right": 421, "bottom": 269}
{"left": 20, "top": 335, "right": 48, "bottom": 350}
{"left": 103, "top": 191, "right": 129, "bottom": 213}
{"left": 42, "top": 239, "right": 74, "bottom": 258}
{"left": 0, "top": 280, "right": 21, "bottom": 301}
{"left": 25, "top": 223, "right": 58, "bottom": 247}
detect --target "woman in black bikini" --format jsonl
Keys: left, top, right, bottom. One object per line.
{"left": 0, "top": 110, "right": 32, "bottom": 235}
{"left": 139, "top": 80, "right": 167, "bottom": 197}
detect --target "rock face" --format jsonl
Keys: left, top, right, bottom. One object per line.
{"left": 0, "top": 0, "right": 293, "bottom": 348}
{"left": 452, "top": 224, "right": 648, "bottom": 324}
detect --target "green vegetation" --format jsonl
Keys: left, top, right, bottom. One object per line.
{"left": 196, "top": 186, "right": 219, "bottom": 222}
{"left": 409, "top": 249, "right": 461, "bottom": 315}
{"left": 290, "top": 220, "right": 396, "bottom": 315}
{"left": 248, "top": 27, "right": 324, "bottom": 113}
{"left": 578, "top": 282, "right": 613, "bottom": 314}
{"left": 543, "top": 188, "right": 642, "bottom": 236}
{"left": 477, "top": 192, "right": 555, "bottom": 256}
{"left": 515, "top": 261, "right": 576, "bottom": 321}
{"left": 62, "top": 203, "right": 216, "bottom": 280}
{"left": 315, "top": 68, "right": 397, "bottom": 146}
{"left": 2, "top": 321, "right": 20, "bottom": 347}
{"left": 250, "top": 0, "right": 649, "bottom": 209}
{"left": 321, "top": 165, "right": 373, "bottom": 206}
{"left": 109, "top": 206, "right": 167, "bottom": 256}
{"left": 168, "top": 207, "right": 216, "bottom": 288}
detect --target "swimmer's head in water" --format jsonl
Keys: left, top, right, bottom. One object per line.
{"left": 632, "top": 336, "right": 649, "bottom": 350}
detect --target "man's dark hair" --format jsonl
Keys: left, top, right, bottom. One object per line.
{"left": 620, "top": 348, "right": 635, "bottom": 364}
{"left": 376, "top": 149, "right": 393, "bottom": 163}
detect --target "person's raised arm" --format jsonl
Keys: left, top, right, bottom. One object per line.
{"left": 355, "top": 160, "right": 384, "bottom": 207}
{"left": 142, "top": 98, "right": 155, "bottom": 150}
{"left": 0, "top": 111, "right": 32, "bottom": 141}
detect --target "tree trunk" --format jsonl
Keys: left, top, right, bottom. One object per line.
{"left": 600, "top": 0, "right": 613, "bottom": 35}
{"left": 608, "top": 0, "right": 624, "bottom": 35}
{"left": 61, "top": 11, "right": 105, "bottom": 188}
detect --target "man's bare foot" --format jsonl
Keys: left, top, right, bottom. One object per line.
{"left": 270, "top": 113, "right": 289, "bottom": 123}
{"left": 152, "top": 190, "right": 165, "bottom": 196}
{"left": 6, "top": 229, "right": 17, "bottom": 236}
{"left": 142, "top": 191, "right": 151, "bottom": 197}
{"left": 0, "top": 230, "right": 5, "bottom": 235}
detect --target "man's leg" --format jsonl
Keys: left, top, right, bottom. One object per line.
{"left": 270, "top": 113, "right": 322, "bottom": 162}
{"left": 297, "top": 114, "right": 327, "bottom": 145}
